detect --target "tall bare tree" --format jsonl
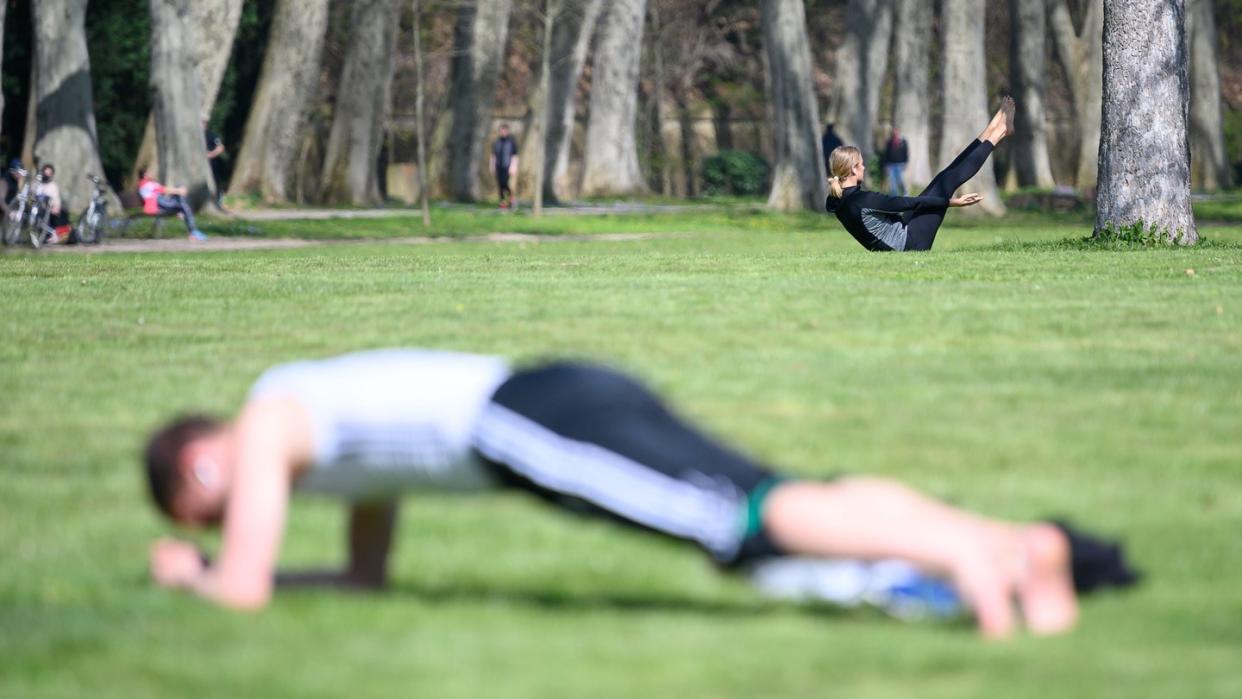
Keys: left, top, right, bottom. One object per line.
{"left": 761, "top": 0, "right": 825, "bottom": 211}
{"left": 432, "top": 0, "right": 515, "bottom": 201}
{"left": 412, "top": 0, "right": 432, "bottom": 226}
{"left": 133, "top": 0, "right": 243, "bottom": 184}
{"left": 1009, "top": 0, "right": 1056, "bottom": 188}
{"left": 319, "top": 0, "right": 402, "bottom": 205}
{"left": 892, "top": 0, "right": 933, "bottom": 188}
{"left": 1, "top": 0, "right": 7, "bottom": 135}
{"left": 579, "top": 0, "right": 648, "bottom": 197}
{"left": 1050, "top": 0, "right": 1103, "bottom": 190}
{"left": 148, "top": 0, "right": 215, "bottom": 210}
{"left": 31, "top": 0, "right": 118, "bottom": 211}
{"left": 531, "top": 0, "right": 559, "bottom": 216}
{"left": 518, "top": 0, "right": 603, "bottom": 202}
{"left": 228, "top": 0, "right": 331, "bottom": 204}
{"left": 830, "top": 0, "right": 893, "bottom": 163}
{"left": 940, "top": 0, "right": 1004, "bottom": 215}
{"left": 1096, "top": 0, "right": 1196, "bottom": 244}
{"left": 1188, "top": 0, "right": 1232, "bottom": 191}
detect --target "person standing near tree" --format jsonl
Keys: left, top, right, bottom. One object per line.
{"left": 489, "top": 124, "right": 520, "bottom": 209}
{"left": 204, "top": 116, "right": 226, "bottom": 208}
{"left": 821, "top": 123, "right": 844, "bottom": 172}
{"left": 883, "top": 128, "right": 910, "bottom": 196}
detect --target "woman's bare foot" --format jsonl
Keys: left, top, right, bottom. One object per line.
{"left": 980, "top": 97, "right": 1016, "bottom": 146}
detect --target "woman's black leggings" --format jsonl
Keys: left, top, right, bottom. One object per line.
{"left": 902, "top": 139, "right": 995, "bottom": 251}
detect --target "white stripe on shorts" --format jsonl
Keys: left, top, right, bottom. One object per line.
{"left": 471, "top": 402, "right": 744, "bottom": 560}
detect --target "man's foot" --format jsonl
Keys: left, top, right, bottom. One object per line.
{"left": 951, "top": 523, "right": 1077, "bottom": 639}
{"left": 1015, "top": 524, "right": 1078, "bottom": 635}
{"left": 189, "top": 230, "right": 207, "bottom": 241}
{"left": 1001, "top": 96, "right": 1016, "bottom": 138}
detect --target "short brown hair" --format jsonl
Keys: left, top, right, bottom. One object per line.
{"left": 144, "top": 415, "right": 221, "bottom": 519}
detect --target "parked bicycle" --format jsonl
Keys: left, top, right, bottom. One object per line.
{"left": 70, "top": 175, "right": 109, "bottom": 245}
{"left": 2, "top": 167, "right": 53, "bottom": 248}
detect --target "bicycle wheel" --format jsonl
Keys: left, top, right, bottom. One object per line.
{"left": 73, "top": 209, "right": 102, "bottom": 244}
{"left": 2, "top": 212, "right": 21, "bottom": 246}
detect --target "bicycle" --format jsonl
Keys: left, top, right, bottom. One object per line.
{"left": 2, "top": 167, "right": 52, "bottom": 248}
{"left": 70, "top": 175, "right": 109, "bottom": 245}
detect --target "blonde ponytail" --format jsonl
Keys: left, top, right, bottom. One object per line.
{"left": 828, "top": 175, "right": 844, "bottom": 199}
{"left": 826, "top": 145, "right": 862, "bottom": 199}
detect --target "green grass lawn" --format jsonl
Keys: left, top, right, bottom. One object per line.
{"left": 2, "top": 209, "right": 1241, "bottom": 697}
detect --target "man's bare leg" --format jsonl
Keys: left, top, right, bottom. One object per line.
{"left": 761, "top": 477, "right": 1078, "bottom": 638}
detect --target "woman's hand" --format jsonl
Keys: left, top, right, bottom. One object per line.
{"left": 949, "top": 193, "right": 982, "bottom": 207}
{"left": 151, "top": 537, "right": 205, "bottom": 589}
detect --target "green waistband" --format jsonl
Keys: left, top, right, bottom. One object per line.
{"left": 742, "top": 476, "right": 785, "bottom": 539}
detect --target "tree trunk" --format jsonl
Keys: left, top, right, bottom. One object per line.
{"left": 32, "top": 0, "right": 119, "bottom": 212}
{"left": 649, "top": 1, "right": 672, "bottom": 196}
{"left": 21, "top": 48, "right": 37, "bottom": 170}
{"left": 830, "top": 0, "right": 893, "bottom": 164}
{"left": 579, "top": 0, "right": 648, "bottom": 197}
{"left": 532, "top": 0, "right": 558, "bottom": 216}
{"left": 319, "top": 0, "right": 402, "bottom": 205}
{"left": 0, "top": 0, "right": 6, "bottom": 133}
{"left": 1009, "top": 0, "right": 1056, "bottom": 188}
{"left": 1050, "top": 0, "right": 1103, "bottom": 191}
{"left": 148, "top": 0, "right": 215, "bottom": 210}
{"left": 518, "top": 0, "right": 602, "bottom": 202}
{"left": 891, "top": 0, "right": 932, "bottom": 188}
{"left": 939, "top": 0, "right": 1004, "bottom": 215}
{"left": 1188, "top": 0, "right": 1231, "bottom": 191}
{"left": 228, "top": 0, "right": 330, "bottom": 204}
{"left": 133, "top": 0, "right": 243, "bottom": 185}
{"left": 413, "top": 0, "right": 431, "bottom": 227}
{"left": 431, "top": 0, "right": 514, "bottom": 202}
{"left": 1095, "top": 0, "right": 1196, "bottom": 244}
{"left": 760, "top": 0, "right": 826, "bottom": 211}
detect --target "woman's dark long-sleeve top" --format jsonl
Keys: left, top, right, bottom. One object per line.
{"left": 825, "top": 186, "right": 949, "bottom": 251}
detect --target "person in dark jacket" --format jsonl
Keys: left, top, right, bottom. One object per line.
{"left": 883, "top": 128, "right": 910, "bottom": 196}
{"left": 825, "top": 97, "right": 1013, "bottom": 252}
{"left": 821, "top": 123, "right": 844, "bottom": 172}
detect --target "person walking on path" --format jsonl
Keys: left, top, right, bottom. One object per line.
{"left": 883, "top": 128, "right": 910, "bottom": 196}
{"left": 489, "top": 124, "right": 520, "bottom": 209}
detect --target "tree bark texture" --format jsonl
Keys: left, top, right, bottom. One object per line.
{"left": 228, "top": 0, "right": 330, "bottom": 203}
{"left": 133, "top": 0, "right": 243, "bottom": 183}
{"left": 579, "top": 0, "right": 648, "bottom": 197}
{"left": 319, "top": 0, "right": 402, "bottom": 205}
{"left": 437, "top": 0, "right": 514, "bottom": 201}
{"left": 413, "top": 0, "right": 431, "bottom": 226}
{"left": 32, "top": 0, "right": 119, "bottom": 211}
{"left": 891, "top": 0, "right": 932, "bottom": 188}
{"left": 830, "top": 0, "right": 893, "bottom": 164}
{"left": 518, "top": 0, "right": 602, "bottom": 202}
{"left": 532, "top": 0, "right": 557, "bottom": 216}
{"left": 1050, "top": 0, "right": 1103, "bottom": 190}
{"left": 0, "top": 0, "right": 7, "bottom": 134}
{"left": 1187, "top": 0, "right": 1231, "bottom": 191}
{"left": 761, "top": 0, "right": 826, "bottom": 211}
{"left": 148, "top": 0, "right": 215, "bottom": 209}
{"left": 939, "top": 0, "right": 1004, "bottom": 215}
{"left": 1009, "top": 0, "right": 1056, "bottom": 188}
{"left": 1095, "top": 0, "right": 1196, "bottom": 244}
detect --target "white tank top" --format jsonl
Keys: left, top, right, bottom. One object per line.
{"left": 249, "top": 349, "right": 511, "bottom": 499}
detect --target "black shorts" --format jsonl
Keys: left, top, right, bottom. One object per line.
{"left": 470, "top": 362, "right": 786, "bottom": 566}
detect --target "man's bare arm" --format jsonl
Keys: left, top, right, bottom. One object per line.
{"left": 150, "top": 397, "right": 311, "bottom": 610}
{"left": 274, "top": 501, "right": 398, "bottom": 590}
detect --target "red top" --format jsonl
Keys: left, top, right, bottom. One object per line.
{"left": 137, "top": 177, "right": 165, "bottom": 215}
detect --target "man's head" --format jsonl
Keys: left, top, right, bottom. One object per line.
{"left": 144, "top": 416, "right": 234, "bottom": 526}
{"left": 41, "top": 164, "right": 54, "bottom": 181}
{"left": 825, "top": 123, "right": 836, "bottom": 134}
{"left": 498, "top": 123, "right": 510, "bottom": 137}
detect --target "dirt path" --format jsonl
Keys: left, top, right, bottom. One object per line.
{"left": 32, "top": 232, "right": 659, "bottom": 254}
